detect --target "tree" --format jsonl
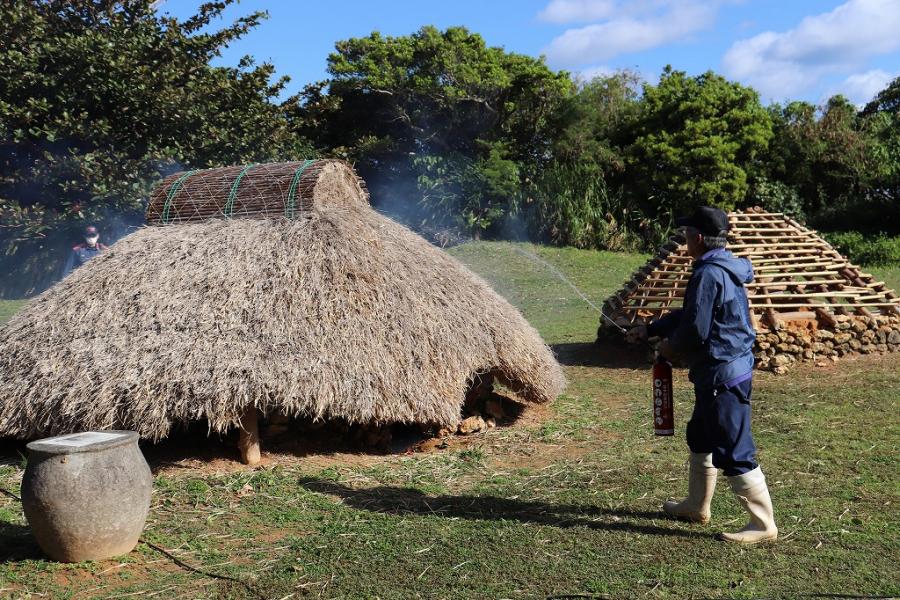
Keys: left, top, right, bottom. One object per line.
{"left": 0, "top": 0, "right": 312, "bottom": 296}
{"left": 550, "top": 70, "right": 642, "bottom": 179}
{"left": 766, "top": 95, "right": 893, "bottom": 230}
{"left": 627, "top": 67, "right": 773, "bottom": 215}
{"left": 290, "top": 26, "right": 573, "bottom": 236}
{"left": 862, "top": 75, "right": 900, "bottom": 116}
{"left": 860, "top": 76, "right": 900, "bottom": 229}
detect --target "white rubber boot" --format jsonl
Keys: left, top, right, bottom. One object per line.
{"left": 663, "top": 453, "right": 717, "bottom": 524}
{"left": 719, "top": 467, "right": 778, "bottom": 544}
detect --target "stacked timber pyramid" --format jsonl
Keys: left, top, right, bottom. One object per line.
{"left": 600, "top": 207, "right": 900, "bottom": 371}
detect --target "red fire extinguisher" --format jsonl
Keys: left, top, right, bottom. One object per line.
{"left": 653, "top": 355, "right": 674, "bottom": 436}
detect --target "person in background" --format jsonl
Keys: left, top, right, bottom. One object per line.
{"left": 626, "top": 206, "right": 777, "bottom": 544}
{"left": 63, "top": 225, "right": 107, "bottom": 277}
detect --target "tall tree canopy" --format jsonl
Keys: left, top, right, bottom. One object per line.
{"left": 3, "top": 7, "right": 899, "bottom": 296}
{"left": 861, "top": 76, "right": 900, "bottom": 224}
{"left": 765, "top": 94, "right": 896, "bottom": 230}
{"left": 550, "top": 71, "right": 642, "bottom": 179}
{"left": 627, "top": 67, "right": 773, "bottom": 215}
{"left": 292, "top": 26, "right": 573, "bottom": 236}
{"left": 863, "top": 76, "right": 900, "bottom": 116}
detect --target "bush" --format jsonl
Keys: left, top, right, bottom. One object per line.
{"left": 412, "top": 149, "right": 521, "bottom": 239}
{"left": 523, "top": 164, "right": 642, "bottom": 251}
{"left": 821, "top": 231, "right": 900, "bottom": 266}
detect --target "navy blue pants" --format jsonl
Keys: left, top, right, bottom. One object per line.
{"left": 686, "top": 378, "right": 758, "bottom": 476}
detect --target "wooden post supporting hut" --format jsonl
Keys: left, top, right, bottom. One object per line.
{"left": 238, "top": 406, "right": 261, "bottom": 465}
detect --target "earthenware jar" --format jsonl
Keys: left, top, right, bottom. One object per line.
{"left": 21, "top": 430, "right": 152, "bottom": 562}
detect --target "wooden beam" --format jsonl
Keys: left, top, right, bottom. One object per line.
{"left": 815, "top": 308, "right": 837, "bottom": 328}
{"left": 238, "top": 406, "right": 261, "bottom": 466}
{"left": 744, "top": 255, "right": 842, "bottom": 265}
{"left": 729, "top": 242, "right": 825, "bottom": 249}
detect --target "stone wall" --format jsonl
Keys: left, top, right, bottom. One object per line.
{"left": 754, "top": 314, "right": 900, "bottom": 373}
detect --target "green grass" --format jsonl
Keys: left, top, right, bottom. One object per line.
{"left": 449, "top": 242, "right": 647, "bottom": 344}
{"left": 0, "top": 242, "right": 898, "bottom": 599}
{"left": 870, "top": 265, "right": 900, "bottom": 295}
{"left": 0, "top": 300, "right": 26, "bottom": 325}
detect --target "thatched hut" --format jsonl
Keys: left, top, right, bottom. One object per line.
{"left": 0, "top": 160, "right": 564, "bottom": 463}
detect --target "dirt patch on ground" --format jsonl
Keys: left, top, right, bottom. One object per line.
{"left": 147, "top": 438, "right": 390, "bottom": 477}
{"left": 0, "top": 399, "right": 562, "bottom": 481}
{"left": 490, "top": 439, "right": 596, "bottom": 470}
{"left": 23, "top": 552, "right": 189, "bottom": 599}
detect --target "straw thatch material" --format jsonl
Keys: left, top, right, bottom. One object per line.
{"left": 146, "top": 159, "right": 369, "bottom": 225}
{"left": 0, "top": 178, "right": 564, "bottom": 440}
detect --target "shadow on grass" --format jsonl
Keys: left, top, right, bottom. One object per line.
{"left": 553, "top": 341, "right": 651, "bottom": 370}
{"left": 0, "top": 520, "right": 41, "bottom": 563}
{"left": 298, "top": 477, "right": 707, "bottom": 539}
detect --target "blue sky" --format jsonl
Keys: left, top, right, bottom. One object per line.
{"left": 160, "top": 0, "right": 900, "bottom": 105}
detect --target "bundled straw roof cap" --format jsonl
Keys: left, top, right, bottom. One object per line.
{"left": 146, "top": 159, "right": 369, "bottom": 224}
{"left": 0, "top": 160, "right": 564, "bottom": 440}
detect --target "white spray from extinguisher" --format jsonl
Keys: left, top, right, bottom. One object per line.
{"left": 509, "top": 247, "right": 673, "bottom": 436}
{"left": 509, "top": 247, "right": 626, "bottom": 332}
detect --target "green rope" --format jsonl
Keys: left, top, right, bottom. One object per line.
{"left": 285, "top": 159, "right": 315, "bottom": 219}
{"left": 224, "top": 164, "right": 256, "bottom": 218}
{"left": 161, "top": 169, "right": 197, "bottom": 224}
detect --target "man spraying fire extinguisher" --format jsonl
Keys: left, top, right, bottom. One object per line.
{"left": 626, "top": 206, "right": 777, "bottom": 544}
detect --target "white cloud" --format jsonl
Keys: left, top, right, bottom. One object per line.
{"left": 543, "top": 1, "right": 718, "bottom": 67}
{"left": 539, "top": 0, "right": 617, "bottom": 24}
{"left": 722, "top": 0, "right": 900, "bottom": 100}
{"left": 833, "top": 69, "right": 897, "bottom": 106}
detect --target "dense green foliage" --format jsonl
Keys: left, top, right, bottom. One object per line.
{"left": 822, "top": 231, "right": 900, "bottom": 267}
{"left": 0, "top": 0, "right": 312, "bottom": 296}
{"left": 293, "top": 26, "right": 572, "bottom": 238}
{"left": 1, "top": 1, "right": 899, "bottom": 296}
{"left": 627, "top": 68, "right": 773, "bottom": 214}
{"left": 764, "top": 96, "right": 898, "bottom": 231}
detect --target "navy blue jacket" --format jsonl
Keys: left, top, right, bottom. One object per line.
{"left": 647, "top": 248, "right": 756, "bottom": 390}
{"left": 63, "top": 242, "right": 107, "bottom": 277}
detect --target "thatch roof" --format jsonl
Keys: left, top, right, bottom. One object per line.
{"left": 0, "top": 162, "right": 564, "bottom": 441}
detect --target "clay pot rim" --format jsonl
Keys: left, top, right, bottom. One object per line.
{"left": 27, "top": 430, "right": 139, "bottom": 456}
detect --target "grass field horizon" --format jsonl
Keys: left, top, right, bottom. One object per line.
{"left": 0, "top": 242, "right": 898, "bottom": 598}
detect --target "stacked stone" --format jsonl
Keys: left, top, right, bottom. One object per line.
{"left": 754, "top": 314, "right": 900, "bottom": 373}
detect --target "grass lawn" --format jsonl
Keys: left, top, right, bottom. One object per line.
{"left": 0, "top": 300, "right": 26, "bottom": 325}
{"left": 0, "top": 243, "right": 898, "bottom": 599}
{"left": 870, "top": 264, "right": 900, "bottom": 295}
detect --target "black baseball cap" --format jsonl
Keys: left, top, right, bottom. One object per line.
{"left": 675, "top": 206, "right": 730, "bottom": 236}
